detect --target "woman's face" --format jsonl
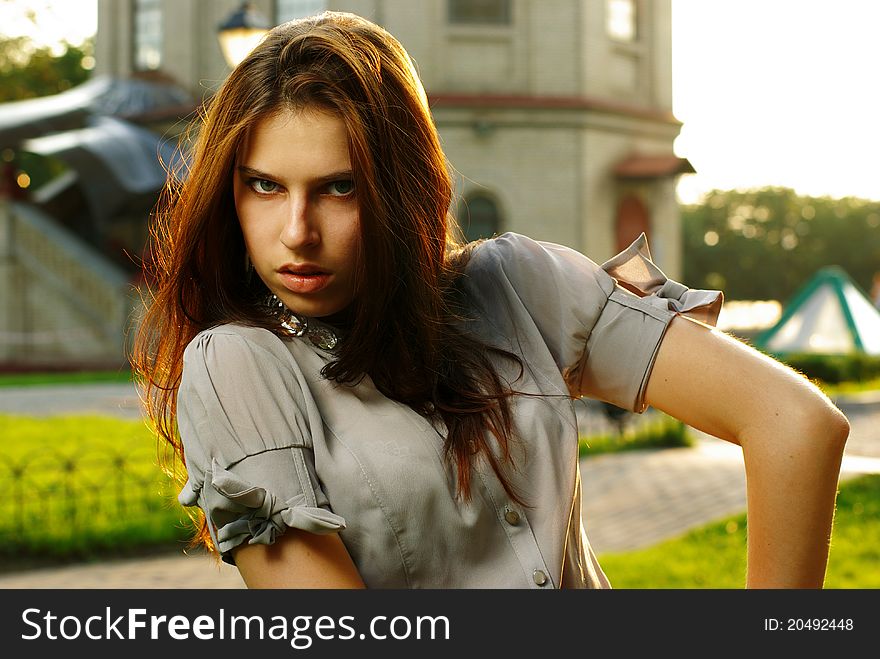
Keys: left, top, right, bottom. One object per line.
{"left": 234, "top": 107, "right": 360, "bottom": 319}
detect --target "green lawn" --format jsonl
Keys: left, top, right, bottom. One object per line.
{"left": 0, "top": 413, "right": 189, "bottom": 566}
{"left": 822, "top": 377, "right": 880, "bottom": 397}
{"left": 597, "top": 473, "right": 880, "bottom": 588}
{"left": 0, "top": 369, "right": 134, "bottom": 387}
{"left": 579, "top": 413, "right": 693, "bottom": 458}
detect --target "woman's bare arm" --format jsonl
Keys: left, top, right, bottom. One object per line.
{"left": 643, "top": 315, "right": 850, "bottom": 588}
{"left": 232, "top": 530, "right": 366, "bottom": 589}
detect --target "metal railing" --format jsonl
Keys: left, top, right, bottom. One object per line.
{"left": 0, "top": 200, "right": 138, "bottom": 363}
{"left": 0, "top": 444, "right": 181, "bottom": 553}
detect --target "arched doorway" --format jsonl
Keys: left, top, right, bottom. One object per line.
{"left": 457, "top": 193, "right": 502, "bottom": 242}
{"left": 615, "top": 193, "right": 650, "bottom": 252}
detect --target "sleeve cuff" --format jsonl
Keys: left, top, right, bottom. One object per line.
{"left": 600, "top": 232, "right": 723, "bottom": 326}
{"left": 564, "top": 233, "right": 723, "bottom": 411}
{"left": 180, "top": 456, "right": 346, "bottom": 566}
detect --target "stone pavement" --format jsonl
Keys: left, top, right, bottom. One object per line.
{"left": 1, "top": 383, "right": 879, "bottom": 588}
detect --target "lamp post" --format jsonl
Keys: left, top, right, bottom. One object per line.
{"left": 217, "top": 1, "right": 271, "bottom": 69}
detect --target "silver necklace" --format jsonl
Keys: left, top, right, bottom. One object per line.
{"left": 266, "top": 294, "right": 339, "bottom": 351}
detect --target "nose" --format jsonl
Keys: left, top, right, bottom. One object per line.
{"left": 279, "top": 193, "right": 320, "bottom": 250}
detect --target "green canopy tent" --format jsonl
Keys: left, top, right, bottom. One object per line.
{"left": 754, "top": 267, "right": 880, "bottom": 356}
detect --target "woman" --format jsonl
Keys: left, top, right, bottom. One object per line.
{"left": 133, "top": 12, "right": 849, "bottom": 589}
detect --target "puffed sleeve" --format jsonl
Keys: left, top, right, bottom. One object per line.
{"left": 175, "top": 326, "right": 345, "bottom": 565}
{"left": 470, "top": 232, "right": 722, "bottom": 412}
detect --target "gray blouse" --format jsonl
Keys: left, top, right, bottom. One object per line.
{"left": 176, "top": 232, "right": 721, "bottom": 589}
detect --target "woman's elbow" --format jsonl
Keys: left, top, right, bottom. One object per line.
{"left": 822, "top": 403, "right": 850, "bottom": 447}
{"left": 796, "top": 392, "right": 850, "bottom": 451}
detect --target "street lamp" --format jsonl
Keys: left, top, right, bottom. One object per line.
{"left": 217, "top": 2, "right": 271, "bottom": 69}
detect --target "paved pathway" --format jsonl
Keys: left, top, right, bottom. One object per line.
{"left": 0, "top": 382, "right": 145, "bottom": 420}
{"left": 1, "top": 383, "right": 878, "bottom": 588}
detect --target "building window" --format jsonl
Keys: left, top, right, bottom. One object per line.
{"left": 458, "top": 193, "right": 502, "bottom": 242}
{"left": 448, "top": 0, "right": 511, "bottom": 25}
{"left": 133, "top": 0, "right": 162, "bottom": 70}
{"left": 607, "top": 0, "right": 637, "bottom": 42}
{"left": 276, "top": 0, "right": 326, "bottom": 22}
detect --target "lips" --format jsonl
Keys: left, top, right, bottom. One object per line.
{"left": 279, "top": 262, "right": 326, "bottom": 275}
{"left": 277, "top": 264, "right": 331, "bottom": 294}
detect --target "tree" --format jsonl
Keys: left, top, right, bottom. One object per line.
{"left": 0, "top": 34, "right": 94, "bottom": 192}
{"left": 682, "top": 187, "right": 880, "bottom": 302}
{"left": 0, "top": 35, "right": 93, "bottom": 102}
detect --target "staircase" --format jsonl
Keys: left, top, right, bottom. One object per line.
{"left": 0, "top": 200, "right": 139, "bottom": 369}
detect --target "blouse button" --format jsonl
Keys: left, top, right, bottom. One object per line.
{"left": 504, "top": 509, "right": 520, "bottom": 526}
{"left": 533, "top": 570, "right": 548, "bottom": 586}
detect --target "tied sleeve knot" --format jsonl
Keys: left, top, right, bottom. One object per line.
{"left": 180, "top": 457, "right": 346, "bottom": 557}
{"left": 600, "top": 233, "right": 723, "bottom": 326}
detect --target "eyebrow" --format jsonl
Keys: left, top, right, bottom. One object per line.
{"left": 236, "top": 165, "right": 353, "bottom": 185}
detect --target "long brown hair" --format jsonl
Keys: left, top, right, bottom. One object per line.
{"left": 132, "top": 11, "right": 525, "bottom": 556}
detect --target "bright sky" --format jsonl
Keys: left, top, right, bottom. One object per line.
{"left": 2, "top": 0, "right": 878, "bottom": 204}
{"left": 672, "top": 0, "right": 880, "bottom": 203}
{"left": 0, "top": 0, "right": 97, "bottom": 51}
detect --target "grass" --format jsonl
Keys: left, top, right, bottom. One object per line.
{"left": 820, "top": 377, "right": 880, "bottom": 397}
{"left": 0, "top": 413, "right": 190, "bottom": 568}
{"left": 579, "top": 413, "right": 693, "bottom": 458}
{"left": 596, "top": 473, "right": 880, "bottom": 588}
{"left": 0, "top": 369, "right": 134, "bottom": 388}
{"left": 0, "top": 413, "right": 152, "bottom": 457}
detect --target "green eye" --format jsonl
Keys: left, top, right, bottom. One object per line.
{"left": 328, "top": 180, "right": 355, "bottom": 196}
{"left": 251, "top": 179, "right": 278, "bottom": 194}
